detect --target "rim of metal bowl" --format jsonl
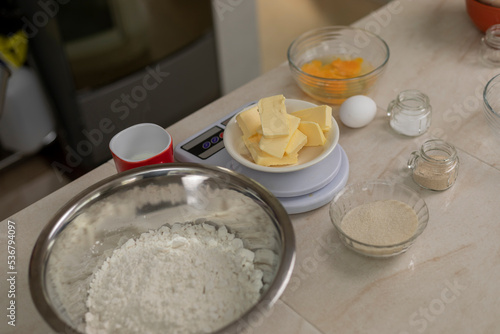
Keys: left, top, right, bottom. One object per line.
{"left": 329, "top": 179, "right": 429, "bottom": 250}
{"left": 287, "top": 26, "right": 390, "bottom": 82}
{"left": 483, "top": 73, "right": 500, "bottom": 119}
{"left": 28, "top": 163, "right": 296, "bottom": 334}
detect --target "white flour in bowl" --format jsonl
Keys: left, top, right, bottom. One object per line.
{"left": 84, "top": 222, "right": 263, "bottom": 334}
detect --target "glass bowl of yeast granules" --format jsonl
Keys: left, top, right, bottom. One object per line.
{"left": 329, "top": 180, "right": 429, "bottom": 257}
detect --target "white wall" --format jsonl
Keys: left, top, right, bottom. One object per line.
{"left": 211, "top": 0, "right": 260, "bottom": 95}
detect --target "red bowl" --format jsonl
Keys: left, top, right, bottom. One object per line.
{"left": 466, "top": 0, "right": 500, "bottom": 33}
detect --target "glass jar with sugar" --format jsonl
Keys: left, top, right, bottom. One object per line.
{"left": 387, "top": 89, "right": 432, "bottom": 136}
{"left": 407, "top": 139, "right": 459, "bottom": 191}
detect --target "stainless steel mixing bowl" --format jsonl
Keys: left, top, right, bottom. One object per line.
{"left": 29, "top": 163, "right": 295, "bottom": 333}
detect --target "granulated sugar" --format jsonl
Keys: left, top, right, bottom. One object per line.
{"left": 340, "top": 200, "right": 418, "bottom": 246}
{"left": 85, "top": 223, "right": 263, "bottom": 334}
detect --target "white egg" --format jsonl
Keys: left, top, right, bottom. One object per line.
{"left": 339, "top": 95, "right": 377, "bottom": 128}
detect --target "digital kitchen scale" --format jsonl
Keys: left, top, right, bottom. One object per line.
{"left": 174, "top": 102, "right": 349, "bottom": 214}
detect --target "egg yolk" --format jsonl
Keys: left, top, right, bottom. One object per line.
{"left": 301, "top": 57, "right": 364, "bottom": 79}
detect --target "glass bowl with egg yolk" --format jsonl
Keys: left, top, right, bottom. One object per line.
{"left": 287, "top": 26, "right": 390, "bottom": 104}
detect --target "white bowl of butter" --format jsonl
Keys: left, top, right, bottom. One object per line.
{"left": 224, "top": 96, "right": 339, "bottom": 173}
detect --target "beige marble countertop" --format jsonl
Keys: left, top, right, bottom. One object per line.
{"left": 2, "top": 0, "right": 500, "bottom": 333}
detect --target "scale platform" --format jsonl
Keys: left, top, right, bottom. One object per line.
{"left": 174, "top": 102, "right": 349, "bottom": 214}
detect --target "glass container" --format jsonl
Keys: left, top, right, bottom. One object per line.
{"left": 287, "top": 26, "right": 390, "bottom": 104}
{"left": 483, "top": 73, "right": 500, "bottom": 138}
{"left": 387, "top": 89, "right": 432, "bottom": 136}
{"left": 407, "top": 139, "right": 459, "bottom": 191}
{"left": 480, "top": 24, "right": 500, "bottom": 67}
{"left": 329, "top": 180, "right": 429, "bottom": 257}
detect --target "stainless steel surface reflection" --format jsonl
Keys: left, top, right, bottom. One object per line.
{"left": 29, "top": 163, "right": 295, "bottom": 334}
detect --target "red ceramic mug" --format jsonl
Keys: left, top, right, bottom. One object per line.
{"left": 109, "top": 123, "right": 174, "bottom": 172}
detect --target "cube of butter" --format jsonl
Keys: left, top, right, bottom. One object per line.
{"left": 236, "top": 104, "right": 261, "bottom": 138}
{"left": 259, "top": 114, "right": 301, "bottom": 158}
{"left": 285, "top": 129, "right": 308, "bottom": 155}
{"left": 298, "top": 121, "right": 326, "bottom": 146}
{"left": 291, "top": 105, "right": 332, "bottom": 131}
{"left": 243, "top": 134, "right": 298, "bottom": 166}
{"left": 258, "top": 94, "right": 289, "bottom": 138}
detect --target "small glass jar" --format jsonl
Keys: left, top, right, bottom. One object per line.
{"left": 387, "top": 89, "right": 432, "bottom": 137}
{"left": 407, "top": 139, "right": 459, "bottom": 191}
{"left": 480, "top": 24, "right": 500, "bottom": 67}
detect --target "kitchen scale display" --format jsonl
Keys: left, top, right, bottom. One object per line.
{"left": 174, "top": 102, "right": 349, "bottom": 214}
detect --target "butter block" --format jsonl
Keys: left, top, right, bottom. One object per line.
{"left": 258, "top": 94, "right": 289, "bottom": 138}
{"left": 285, "top": 129, "right": 308, "bottom": 155}
{"left": 243, "top": 134, "right": 298, "bottom": 166}
{"left": 236, "top": 105, "right": 261, "bottom": 138}
{"left": 259, "top": 114, "right": 301, "bottom": 158}
{"left": 298, "top": 121, "right": 326, "bottom": 146}
{"left": 291, "top": 105, "right": 332, "bottom": 131}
